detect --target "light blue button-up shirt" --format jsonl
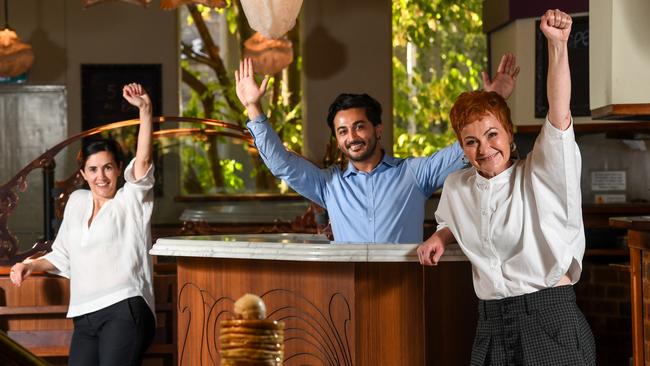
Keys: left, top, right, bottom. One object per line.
{"left": 247, "top": 115, "right": 465, "bottom": 243}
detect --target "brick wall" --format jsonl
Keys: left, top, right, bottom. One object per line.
{"left": 575, "top": 259, "right": 632, "bottom": 365}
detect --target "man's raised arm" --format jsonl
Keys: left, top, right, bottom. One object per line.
{"left": 235, "top": 58, "right": 328, "bottom": 207}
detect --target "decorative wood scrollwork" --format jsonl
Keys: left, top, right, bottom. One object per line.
{"left": 178, "top": 283, "right": 352, "bottom": 366}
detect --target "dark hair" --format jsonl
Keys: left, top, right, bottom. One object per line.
{"left": 326, "top": 93, "right": 382, "bottom": 134}
{"left": 77, "top": 138, "right": 125, "bottom": 170}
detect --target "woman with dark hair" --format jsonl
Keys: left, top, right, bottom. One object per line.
{"left": 10, "top": 83, "right": 156, "bottom": 366}
{"left": 417, "top": 10, "right": 595, "bottom": 365}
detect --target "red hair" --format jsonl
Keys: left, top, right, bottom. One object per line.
{"left": 450, "top": 91, "right": 513, "bottom": 143}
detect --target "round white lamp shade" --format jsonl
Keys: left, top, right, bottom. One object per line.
{"left": 240, "top": 0, "right": 303, "bottom": 39}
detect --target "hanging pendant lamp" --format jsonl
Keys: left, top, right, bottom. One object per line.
{"left": 0, "top": 0, "right": 34, "bottom": 79}
{"left": 160, "top": 0, "right": 227, "bottom": 10}
{"left": 243, "top": 32, "right": 293, "bottom": 75}
{"left": 82, "top": 0, "right": 151, "bottom": 8}
{"left": 240, "top": 0, "right": 303, "bottom": 39}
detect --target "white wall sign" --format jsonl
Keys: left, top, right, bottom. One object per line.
{"left": 591, "top": 170, "right": 626, "bottom": 191}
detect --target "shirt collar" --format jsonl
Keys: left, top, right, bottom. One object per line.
{"left": 342, "top": 151, "right": 400, "bottom": 177}
{"left": 474, "top": 160, "right": 517, "bottom": 185}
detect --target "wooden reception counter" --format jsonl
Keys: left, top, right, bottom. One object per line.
{"left": 150, "top": 234, "right": 477, "bottom": 366}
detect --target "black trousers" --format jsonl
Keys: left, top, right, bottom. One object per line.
{"left": 69, "top": 296, "right": 156, "bottom": 366}
{"left": 471, "top": 285, "right": 595, "bottom": 366}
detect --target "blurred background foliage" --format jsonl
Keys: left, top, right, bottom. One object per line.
{"left": 392, "top": 0, "right": 486, "bottom": 157}
{"left": 179, "top": 2, "right": 302, "bottom": 195}
{"left": 178, "top": 0, "right": 486, "bottom": 194}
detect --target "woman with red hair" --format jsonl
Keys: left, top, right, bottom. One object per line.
{"left": 418, "top": 9, "right": 595, "bottom": 365}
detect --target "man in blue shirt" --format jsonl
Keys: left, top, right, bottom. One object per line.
{"left": 234, "top": 55, "right": 518, "bottom": 243}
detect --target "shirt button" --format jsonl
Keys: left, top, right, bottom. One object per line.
{"left": 368, "top": 217, "right": 373, "bottom": 221}
{"left": 481, "top": 210, "right": 488, "bottom": 216}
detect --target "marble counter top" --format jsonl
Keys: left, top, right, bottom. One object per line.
{"left": 150, "top": 233, "right": 467, "bottom": 262}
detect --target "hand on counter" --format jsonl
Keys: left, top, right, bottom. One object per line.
{"left": 9, "top": 262, "right": 34, "bottom": 287}
{"left": 417, "top": 227, "right": 455, "bottom": 266}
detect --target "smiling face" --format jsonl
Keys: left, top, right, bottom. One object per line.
{"left": 333, "top": 107, "right": 382, "bottom": 163}
{"left": 79, "top": 151, "right": 121, "bottom": 201}
{"left": 460, "top": 113, "right": 514, "bottom": 178}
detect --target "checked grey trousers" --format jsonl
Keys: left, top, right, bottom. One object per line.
{"left": 470, "top": 285, "right": 596, "bottom": 366}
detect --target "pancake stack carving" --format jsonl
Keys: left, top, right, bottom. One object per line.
{"left": 220, "top": 294, "right": 284, "bottom": 365}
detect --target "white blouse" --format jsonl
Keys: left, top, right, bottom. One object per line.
{"left": 435, "top": 118, "right": 584, "bottom": 300}
{"left": 43, "top": 159, "right": 155, "bottom": 318}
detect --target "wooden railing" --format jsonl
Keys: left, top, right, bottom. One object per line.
{"left": 0, "top": 329, "right": 50, "bottom": 366}
{"left": 0, "top": 116, "right": 252, "bottom": 266}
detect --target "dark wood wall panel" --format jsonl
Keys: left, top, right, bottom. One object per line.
{"left": 424, "top": 262, "right": 478, "bottom": 365}
{"left": 355, "top": 263, "right": 425, "bottom": 366}
{"left": 0, "top": 275, "right": 72, "bottom": 333}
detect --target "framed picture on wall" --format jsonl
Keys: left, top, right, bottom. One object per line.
{"left": 81, "top": 64, "right": 162, "bottom": 129}
{"left": 81, "top": 64, "right": 164, "bottom": 196}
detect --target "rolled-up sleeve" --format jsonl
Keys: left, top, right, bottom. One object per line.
{"left": 42, "top": 207, "right": 72, "bottom": 278}
{"left": 123, "top": 158, "right": 155, "bottom": 202}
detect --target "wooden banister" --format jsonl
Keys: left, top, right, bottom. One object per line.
{"left": 0, "top": 330, "right": 50, "bottom": 366}
{"left": 0, "top": 116, "right": 252, "bottom": 266}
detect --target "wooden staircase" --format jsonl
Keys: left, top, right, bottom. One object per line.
{"left": 0, "top": 266, "right": 177, "bottom": 366}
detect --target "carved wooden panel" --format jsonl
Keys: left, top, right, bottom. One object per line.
{"left": 175, "top": 258, "right": 477, "bottom": 366}
{"left": 177, "top": 258, "right": 355, "bottom": 366}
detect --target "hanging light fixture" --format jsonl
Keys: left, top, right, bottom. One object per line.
{"left": 160, "top": 0, "right": 227, "bottom": 10}
{"left": 243, "top": 32, "right": 293, "bottom": 75}
{"left": 82, "top": 0, "right": 151, "bottom": 7}
{"left": 240, "top": 0, "right": 303, "bottom": 39}
{"left": 0, "top": 0, "right": 34, "bottom": 79}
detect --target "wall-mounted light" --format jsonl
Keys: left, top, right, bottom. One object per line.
{"left": 0, "top": 0, "right": 34, "bottom": 79}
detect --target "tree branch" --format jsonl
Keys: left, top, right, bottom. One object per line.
{"left": 181, "top": 67, "right": 214, "bottom": 117}
{"left": 181, "top": 43, "right": 220, "bottom": 70}
{"left": 186, "top": 4, "right": 243, "bottom": 115}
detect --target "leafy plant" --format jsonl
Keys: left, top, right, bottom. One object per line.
{"left": 179, "top": 2, "right": 303, "bottom": 194}
{"left": 392, "top": 0, "right": 486, "bottom": 157}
